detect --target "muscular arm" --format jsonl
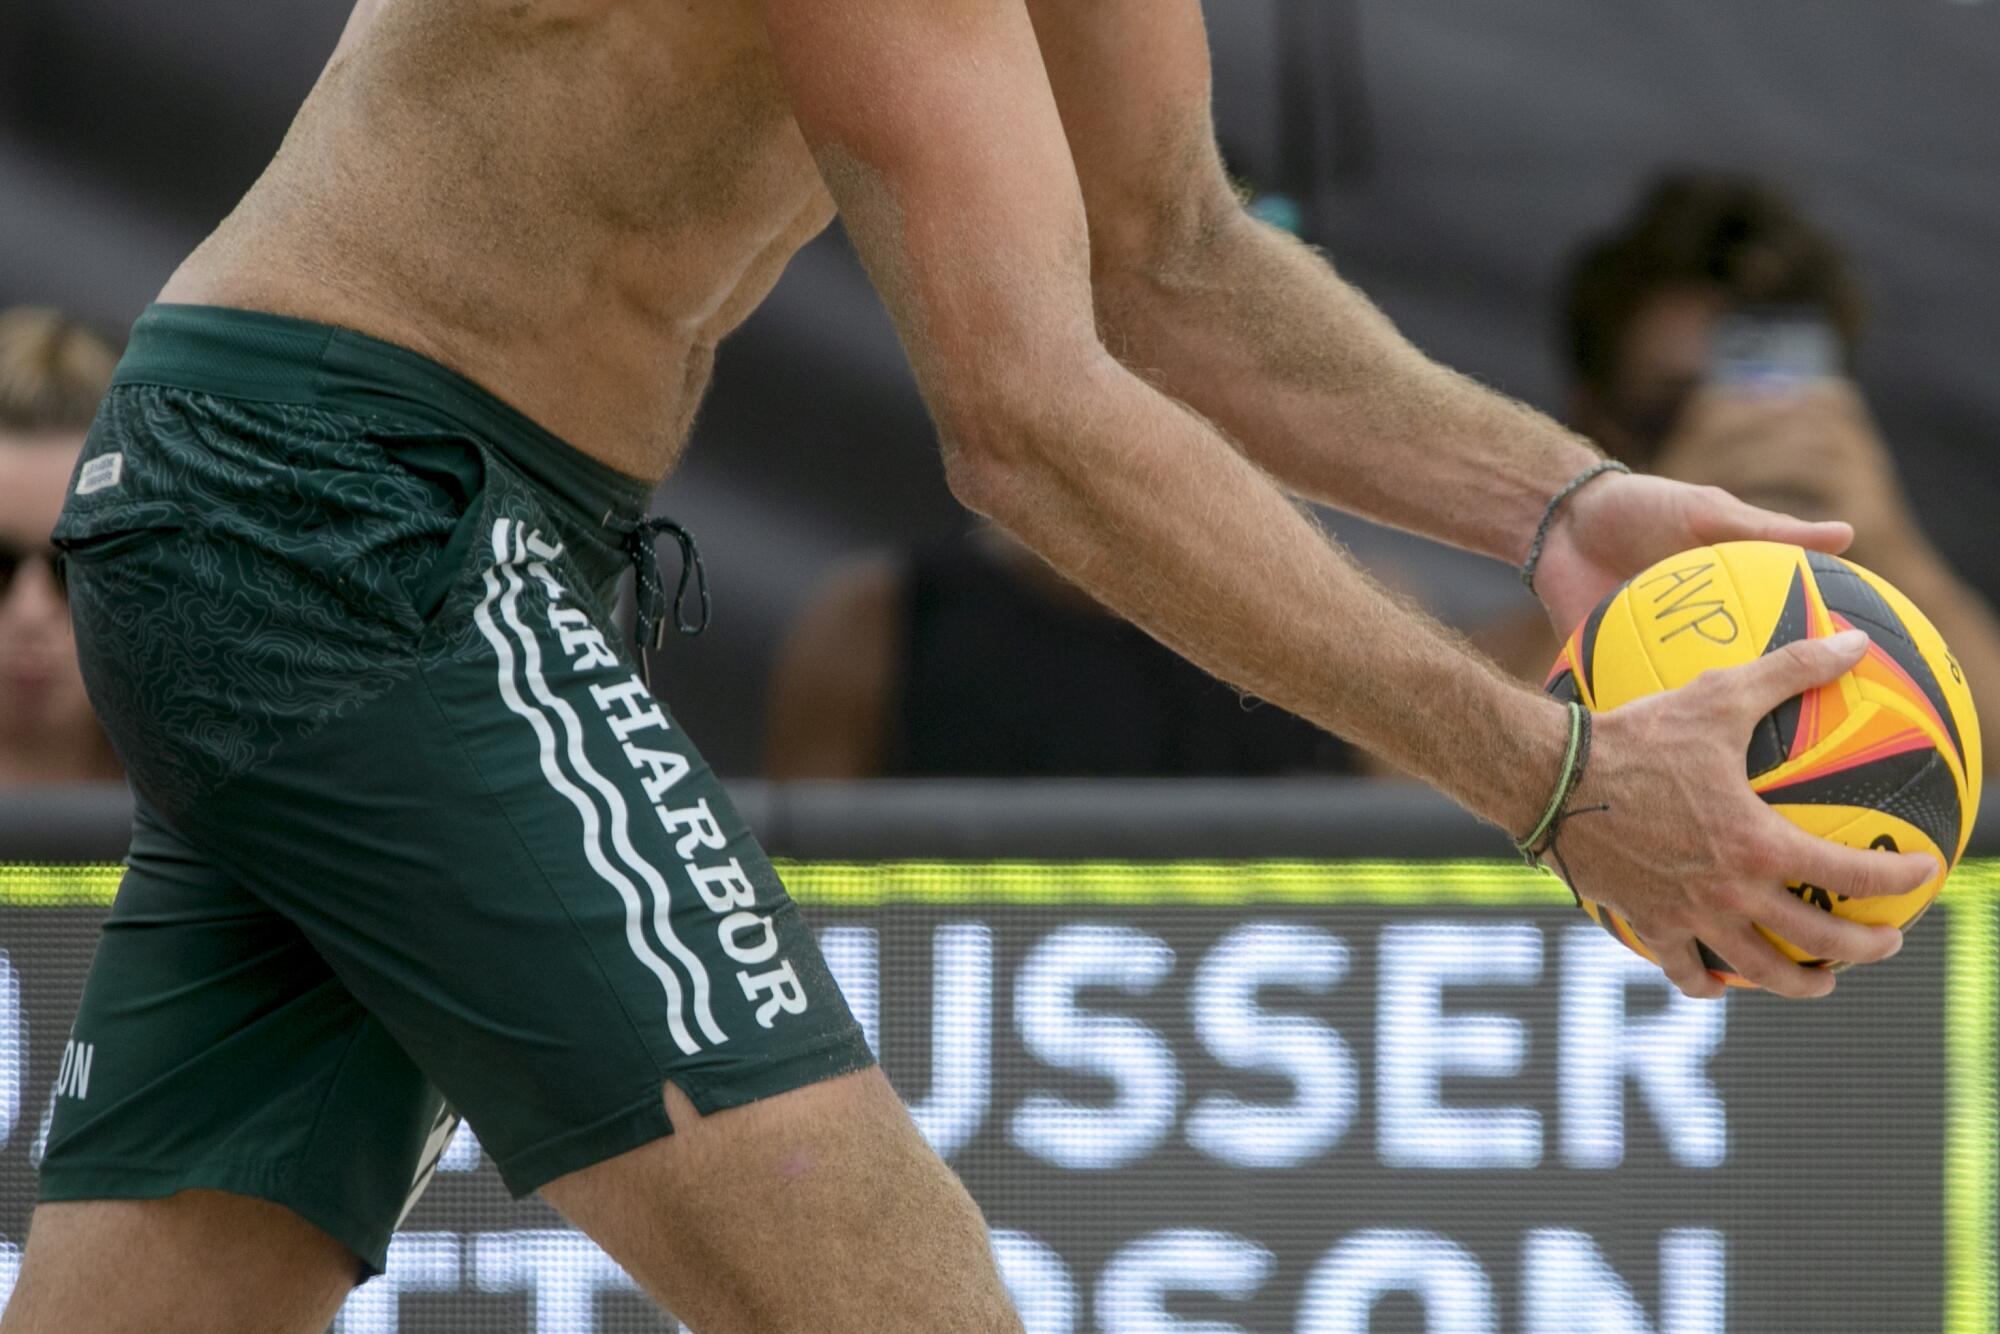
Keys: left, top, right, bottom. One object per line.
{"left": 757, "top": 0, "right": 1563, "bottom": 832}
{"left": 1025, "top": 0, "right": 1596, "bottom": 564}
{"left": 1096, "top": 214, "right": 1590, "bottom": 562}
{"left": 757, "top": 0, "right": 1931, "bottom": 1002}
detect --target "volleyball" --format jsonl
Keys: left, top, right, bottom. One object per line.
{"left": 1545, "top": 540, "right": 1983, "bottom": 985}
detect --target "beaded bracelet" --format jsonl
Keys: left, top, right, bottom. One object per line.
{"left": 1519, "top": 460, "right": 1631, "bottom": 595}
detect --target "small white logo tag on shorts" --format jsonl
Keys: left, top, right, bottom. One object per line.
{"left": 75, "top": 452, "right": 123, "bottom": 495}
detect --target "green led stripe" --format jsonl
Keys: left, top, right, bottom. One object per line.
{"left": 8, "top": 857, "right": 1997, "bottom": 912}
{"left": 0, "top": 863, "right": 121, "bottom": 906}
{"left": 0, "top": 858, "right": 1578, "bottom": 910}
{"left": 1944, "top": 864, "right": 1999, "bottom": 1334}
{"left": 775, "top": 859, "right": 1577, "bottom": 907}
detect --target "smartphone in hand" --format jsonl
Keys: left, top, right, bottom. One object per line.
{"left": 1707, "top": 307, "right": 1841, "bottom": 390}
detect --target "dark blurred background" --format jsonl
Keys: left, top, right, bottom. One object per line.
{"left": 5, "top": 0, "right": 1997, "bottom": 775}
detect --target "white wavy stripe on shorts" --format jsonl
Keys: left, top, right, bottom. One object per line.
{"left": 472, "top": 519, "right": 702, "bottom": 1056}
{"left": 494, "top": 519, "right": 728, "bottom": 1048}
{"left": 395, "top": 1102, "right": 464, "bottom": 1229}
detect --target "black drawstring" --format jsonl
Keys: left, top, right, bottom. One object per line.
{"left": 625, "top": 516, "right": 709, "bottom": 685}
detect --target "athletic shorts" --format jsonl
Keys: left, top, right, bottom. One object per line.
{"left": 40, "top": 304, "right": 873, "bottom": 1273}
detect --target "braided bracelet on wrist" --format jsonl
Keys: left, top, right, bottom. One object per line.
{"left": 1515, "top": 702, "right": 1588, "bottom": 864}
{"left": 1514, "top": 702, "right": 1611, "bottom": 903}
{"left": 1519, "top": 460, "right": 1631, "bottom": 595}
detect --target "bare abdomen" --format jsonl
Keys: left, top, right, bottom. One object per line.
{"left": 163, "top": 0, "right": 832, "bottom": 478}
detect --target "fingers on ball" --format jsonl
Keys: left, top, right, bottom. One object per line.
{"left": 1784, "top": 830, "right": 1938, "bottom": 900}
{"left": 1714, "top": 925, "right": 1835, "bottom": 1000}
{"left": 1651, "top": 934, "right": 1727, "bottom": 1001}
{"left": 1754, "top": 884, "right": 1903, "bottom": 965}
{"left": 1736, "top": 632, "right": 1868, "bottom": 714}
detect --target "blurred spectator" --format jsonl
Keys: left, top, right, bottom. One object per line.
{"left": 767, "top": 525, "right": 1356, "bottom": 778}
{"left": 1477, "top": 172, "right": 2000, "bottom": 771}
{"left": 0, "top": 306, "right": 121, "bottom": 789}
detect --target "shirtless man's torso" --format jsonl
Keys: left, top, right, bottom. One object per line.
{"left": 166, "top": 0, "right": 833, "bottom": 477}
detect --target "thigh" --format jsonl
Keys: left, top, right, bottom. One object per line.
{"left": 1, "top": 1192, "right": 355, "bottom": 1334}
{"left": 543, "top": 1069, "right": 1022, "bottom": 1334}
{"left": 35, "top": 801, "right": 447, "bottom": 1275}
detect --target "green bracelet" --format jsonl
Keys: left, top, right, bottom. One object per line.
{"left": 1515, "top": 702, "right": 1587, "bottom": 864}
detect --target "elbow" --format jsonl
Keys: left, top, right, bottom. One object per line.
{"left": 935, "top": 396, "right": 1038, "bottom": 523}
{"left": 939, "top": 434, "right": 1012, "bottom": 521}
{"left": 933, "top": 337, "right": 1116, "bottom": 520}
{"left": 1088, "top": 180, "right": 1252, "bottom": 311}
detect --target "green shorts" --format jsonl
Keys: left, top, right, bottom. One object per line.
{"left": 41, "top": 304, "right": 873, "bottom": 1273}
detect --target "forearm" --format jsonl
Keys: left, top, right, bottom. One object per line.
{"left": 949, "top": 349, "right": 1566, "bottom": 830}
{"left": 1093, "top": 210, "right": 1599, "bottom": 563}
{"left": 765, "top": 0, "right": 1567, "bottom": 826}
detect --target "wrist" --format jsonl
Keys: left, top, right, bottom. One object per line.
{"left": 1506, "top": 435, "right": 1605, "bottom": 563}
{"left": 1520, "top": 458, "right": 1628, "bottom": 593}
{"left": 1456, "top": 686, "right": 1575, "bottom": 834}
{"left": 1513, "top": 701, "right": 1591, "bottom": 861}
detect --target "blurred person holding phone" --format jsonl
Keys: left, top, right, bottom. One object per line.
{"left": 0, "top": 307, "right": 121, "bottom": 789}
{"left": 1480, "top": 171, "right": 2000, "bottom": 769}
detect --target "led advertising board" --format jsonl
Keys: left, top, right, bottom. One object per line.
{"left": 0, "top": 861, "right": 1993, "bottom": 1333}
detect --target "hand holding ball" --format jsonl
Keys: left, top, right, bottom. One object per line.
{"left": 1545, "top": 541, "right": 1982, "bottom": 986}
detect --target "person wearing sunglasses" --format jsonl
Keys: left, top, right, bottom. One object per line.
{"left": 0, "top": 307, "right": 120, "bottom": 789}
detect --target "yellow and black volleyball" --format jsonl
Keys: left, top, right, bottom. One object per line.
{"left": 1544, "top": 540, "right": 1983, "bottom": 986}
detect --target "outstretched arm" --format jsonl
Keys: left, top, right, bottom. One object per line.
{"left": 1027, "top": 0, "right": 1849, "bottom": 632}
{"left": 759, "top": 0, "right": 1558, "bottom": 831}
{"left": 757, "top": 0, "right": 1927, "bottom": 997}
